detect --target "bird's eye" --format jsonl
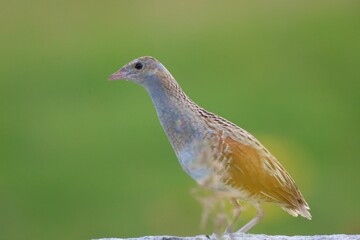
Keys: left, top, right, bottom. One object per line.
{"left": 134, "top": 62, "right": 143, "bottom": 70}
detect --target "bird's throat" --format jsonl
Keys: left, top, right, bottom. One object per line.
{"left": 146, "top": 82, "right": 204, "bottom": 154}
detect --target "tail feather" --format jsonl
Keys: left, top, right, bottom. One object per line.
{"left": 283, "top": 203, "right": 311, "bottom": 220}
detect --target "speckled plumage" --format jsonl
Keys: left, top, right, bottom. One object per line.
{"left": 109, "top": 56, "right": 311, "bottom": 232}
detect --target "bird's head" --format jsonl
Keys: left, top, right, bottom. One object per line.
{"left": 108, "top": 56, "right": 171, "bottom": 87}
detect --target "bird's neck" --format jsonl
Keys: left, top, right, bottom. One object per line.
{"left": 145, "top": 79, "right": 204, "bottom": 153}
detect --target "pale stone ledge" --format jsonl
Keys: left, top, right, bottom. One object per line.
{"left": 97, "top": 233, "right": 360, "bottom": 240}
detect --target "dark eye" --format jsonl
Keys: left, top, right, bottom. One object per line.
{"left": 134, "top": 62, "right": 143, "bottom": 70}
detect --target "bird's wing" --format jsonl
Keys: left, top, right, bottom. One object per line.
{"left": 220, "top": 135, "right": 309, "bottom": 216}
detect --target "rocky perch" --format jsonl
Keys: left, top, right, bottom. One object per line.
{"left": 97, "top": 234, "right": 360, "bottom": 240}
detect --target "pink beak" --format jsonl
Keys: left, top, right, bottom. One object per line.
{"left": 108, "top": 68, "right": 127, "bottom": 81}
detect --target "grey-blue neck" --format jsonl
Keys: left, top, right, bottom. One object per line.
{"left": 142, "top": 76, "right": 204, "bottom": 154}
{"left": 139, "top": 75, "right": 211, "bottom": 182}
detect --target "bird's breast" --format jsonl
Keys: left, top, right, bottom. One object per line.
{"left": 156, "top": 104, "right": 213, "bottom": 182}
{"left": 147, "top": 87, "right": 217, "bottom": 183}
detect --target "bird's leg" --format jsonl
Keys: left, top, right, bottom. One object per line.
{"left": 236, "top": 204, "right": 265, "bottom": 233}
{"left": 225, "top": 199, "right": 242, "bottom": 234}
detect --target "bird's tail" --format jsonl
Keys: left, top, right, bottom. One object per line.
{"left": 283, "top": 201, "right": 311, "bottom": 220}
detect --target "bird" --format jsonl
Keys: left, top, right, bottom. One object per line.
{"left": 108, "top": 56, "right": 311, "bottom": 233}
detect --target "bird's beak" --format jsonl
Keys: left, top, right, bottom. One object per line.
{"left": 108, "top": 68, "right": 127, "bottom": 81}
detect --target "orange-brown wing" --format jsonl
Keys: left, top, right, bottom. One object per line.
{"left": 222, "top": 136, "right": 306, "bottom": 211}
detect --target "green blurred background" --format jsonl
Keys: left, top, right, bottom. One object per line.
{"left": 1, "top": 1, "right": 359, "bottom": 239}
